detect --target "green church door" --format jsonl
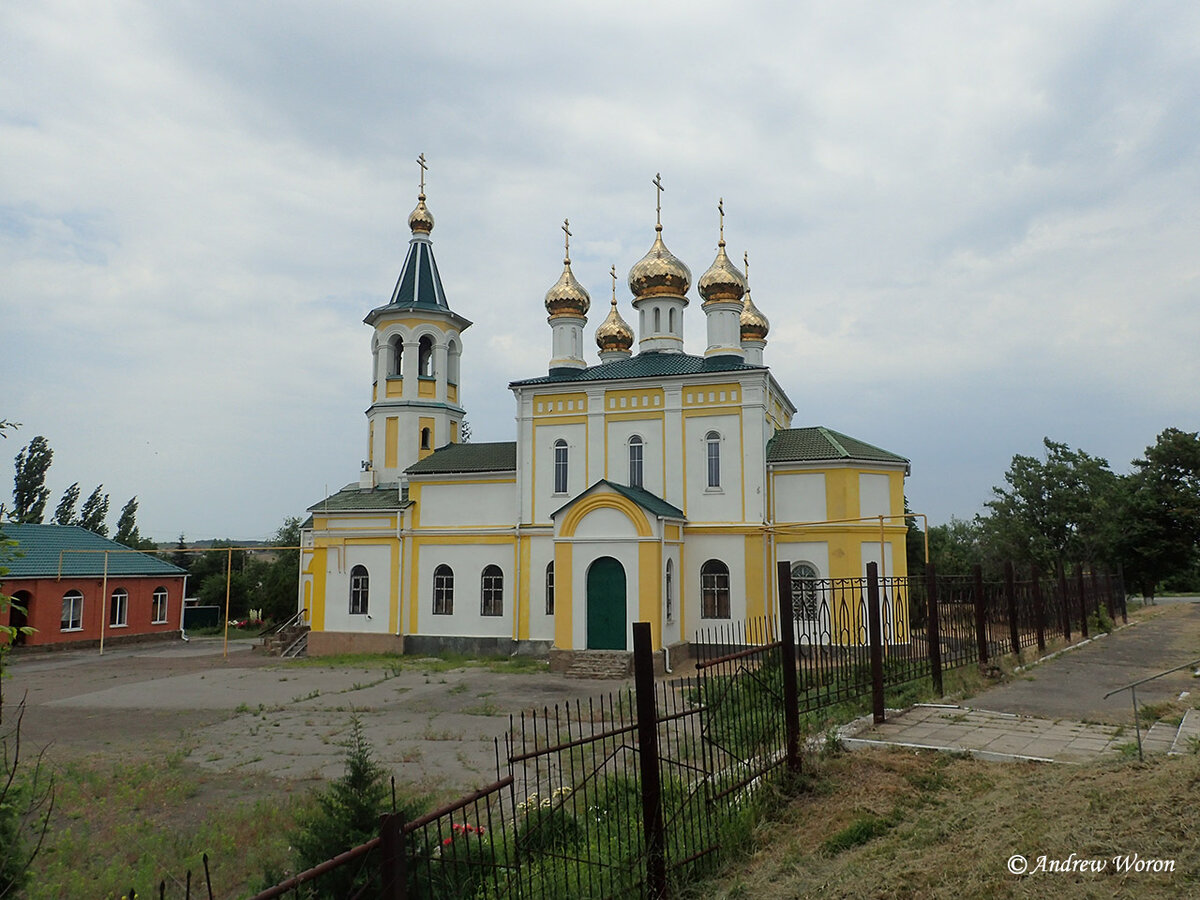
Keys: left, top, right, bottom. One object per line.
{"left": 586, "top": 556, "right": 627, "bottom": 650}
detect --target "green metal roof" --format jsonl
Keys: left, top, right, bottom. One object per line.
{"left": 0, "top": 523, "right": 186, "bottom": 578}
{"left": 510, "top": 352, "right": 763, "bottom": 387}
{"left": 551, "top": 480, "right": 685, "bottom": 521}
{"left": 766, "top": 427, "right": 908, "bottom": 465}
{"left": 306, "top": 483, "right": 408, "bottom": 513}
{"left": 405, "top": 442, "right": 517, "bottom": 475}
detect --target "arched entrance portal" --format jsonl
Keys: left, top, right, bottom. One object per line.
{"left": 10, "top": 591, "right": 32, "bottom": 646}
{"left": 586, "top": 557, "right": 626, "bottom": 650}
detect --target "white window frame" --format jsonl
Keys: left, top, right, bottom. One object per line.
{"left": 628, "top": 435, "right": 644, "bottom": 488}
{"left": 110, "top": 587, "right": 128, "bottom": 628}
{"left": 665, "top": 558, "right": 674, "bottom": 623}
{"left": 553, "top": 439, "right": 569, "bottom": 494}
{"left": 481, "top": 565, "right": 504, "bottom": 617}
{"left": 349, "top": 565, "right": 369, "bottom": 615}
{"left": 700, "top": 559, "right": 730, "bottom": 619}
{"left": 61, "top": 590, "right": 83, "bottom": 632}
{"left": 433, "top": 564, "right": 454, "bottom": 615}
{"left": 705, "top": 431, "right": 722, "bottom": 489}
{"left": 545, "top": 561, "right": 555, "bottom": 615}
{"left": 152, "top": 587, "right": 169, "bottom": 624}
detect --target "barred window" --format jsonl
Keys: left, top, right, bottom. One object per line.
{"left": 791, "top": 562, "right": 820, "bottom": 619}
{"left": 433, "top": 564, "right": 454, "bottom": 615}
{"left": 349, "top": 565, "right": 369, "bottom": 615}
{"left": 481, "top": 565, "right": 504, "bottom": 617}
{"left": 700, "top": 559, "right": 730, "bottom": 619}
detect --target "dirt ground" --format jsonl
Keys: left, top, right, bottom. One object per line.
{"left": 4, "top": 637, "right": 631, "bottom": 797}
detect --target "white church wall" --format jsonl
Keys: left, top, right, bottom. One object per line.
{"left": 528, "top": 535, "right": 556, "bottom": 642}
{"left": 858, "top": 473, "right": 892, "bottom": 519}
{"left": 774, "top": 540, "right": 831, "bottom": 580}
{"left": 533, "top": 422, "right": 588, "bottom": 523}
{"left": 417, "top": 480, "right": 515, "bottom": 527}
{"left": 415, "top": 543, "right": 514, "bottom": 638}
{"left": 322, "top": 543, "right": 393, "bottom": 634}
{"left": 773, "top": 472, "right": 828, "bottom": 524}
{"left": 685, "top": 533, "right": 748, "bottom": 627}
{"left": 683, "top": 413, "right": 743, "bottom": 523}
{"left": 605, "top": 418, "right": 665, "bottom": 495}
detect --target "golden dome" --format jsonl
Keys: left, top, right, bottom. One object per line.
{"left": 740, "top": 290, "right": 770, "bottom": 341}
{"left": 595, "top": 277, "right": 634, "bottom": 353}
{"left": 408, "top": 192, "right": 434, "bottom": 235}
{"left": 628, "top": 225, "right": 691, "bottom": 299}
{"left": 699, "top": 242, "right": 746, "bottom": 305}
{"left": 545, "top": 220, "right": 590, "bottom": 318}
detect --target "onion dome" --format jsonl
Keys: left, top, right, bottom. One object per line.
{"left": 596, "top": 267, "right": 634, "bottom": 353}
{"left": 740, "top": 290, "right": 770, "bottom": 341}
{"left": 699, "top": 199, "right": 746, "bottom": 305}
{"left": 408, "top": 192, "right": 434, "bottom": 234}
{"left": 628, "top": 225, "right": 691, "bottom": 299}
{"left": 544, "top": 219, "right": 591, "bottom": 318}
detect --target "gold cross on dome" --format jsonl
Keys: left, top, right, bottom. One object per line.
{"left": 610, "top": 264, "right": 617, "bottom": 303}
{"left": 744, "top": 251, "right": 750, "bottom": 283}
{"left": 416, "top": 153, "right": 428, "bottom": 194}
{"left": 718, "top": 197, "right": 725, "bottom": 243}
{"left": 562, "top": 219, "right": 572, "bottom": 261}
{"left": 653, "top": 173, "right": 664, "bottom": 227}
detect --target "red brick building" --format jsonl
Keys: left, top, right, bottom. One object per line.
{"left": 1, "top": 523, "right": 187, "bottom": 648}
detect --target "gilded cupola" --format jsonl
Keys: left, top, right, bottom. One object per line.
{"left": 408, "top": 153, "right": 435, "bottom": 235}
{"left": 628, "top": 174, "right": 691, "bottom": 300}
{"left": 698, "top": 199, "right": 746, "bottom": 305}
{"left": 596, "top": 265, "right": 634, "bottom": 358}
{"left": 544, "top": 219, "right": 591, "bottom": 319}
{"left": 740, "top": 251, "right": 770, "bottom": 343}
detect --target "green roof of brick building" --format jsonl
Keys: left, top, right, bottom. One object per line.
{"left": 405, "top": 442, "right": 517, "bottom": 475}
{"left": 0, "top": 523, "right": 186, "bottom": 578}
{"left": 766, "top": 427, "right": 908, "bottom": 466}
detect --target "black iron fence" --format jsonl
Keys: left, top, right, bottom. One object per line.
{"left": 247, "top": 559, "right": 1124, "bottom": 900}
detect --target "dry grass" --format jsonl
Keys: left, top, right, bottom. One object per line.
{"left": 700, "top": 746, "right": 1200, "bottom": 899}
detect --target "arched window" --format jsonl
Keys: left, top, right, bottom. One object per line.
{"left": 349, "top": 565, "right": 369, "bottom": 615}
{"left": 669, "top": 307, "right": 676, "bottom": 333}
{"left": 390, "top": 336, "right": 404, "bottom": 376}
{"left": 433, "top": 564, "right": 454, "bottom": 615}
{"left": 791, "top": 562, "right": 820, "bottom": 619}
{"left": 705, "top": 431, "right": 721, "bottom": 488}
{"left": 545, "top": 561, "right": 555, "bottom": 615}
{"left": 109, "top": 587, "right": 128, "bottom": 627}
{"left": 418, "top": 335, "right": 434, "bottom": 378}
{"left": 152, "top": 587, "right": 169, "bottom": 624}
{"left": 481, "top": 565, "right": 504, "bottom": 616}
{"left": 421, "top": 427, "right": 432, "bottom": 450}
{"left": 553, "top": 439, "right": 568, "bottom": 494}
{"left": 61, "top": 590, "right": 83, "bottom": 631}
{"left": 665, "top": 559, "right": 674, "bottom": 623}
{"left": 447, "top": 339, "right": 460, "bottom": 384}
{"left": 700, "top": 559, "right": 730, "bottom": 619}
{"left": 628, "top": 435, "right": 644, "bottom": 488}
{"left": 654, "top": 307, "right": 661, "bottom": 332}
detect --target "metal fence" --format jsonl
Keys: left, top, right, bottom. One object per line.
{"left": 247, "top": 559, "right": 1125, "bottom": 900}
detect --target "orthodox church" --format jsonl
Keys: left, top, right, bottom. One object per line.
{"left": 299, "top": 163, "right": 909, "bottom": 661}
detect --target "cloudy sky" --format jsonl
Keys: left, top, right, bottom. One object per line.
{"left": 3, "top": 1, "right": 1198, "bottom": 541}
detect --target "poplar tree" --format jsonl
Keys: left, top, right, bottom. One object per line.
{"left": 11, "top": 436, "right": 53, "bottom": 523}
{"left": 53, "top": 482, "right": 80, "bottom": 525}
{"left": 76, "top": 486, "right": 110, "bottom": 536}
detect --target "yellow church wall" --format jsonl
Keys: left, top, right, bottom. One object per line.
{"left": 448, "top": 384, "right": 458, "bottom": 404}
{"left": 418, "top": 416, "right": 436, "bottom": 459}
{"left": 535, "top": 392, "right": 588, "bottom": 415}
{"left": 744, "top": 533, "right": 767, "bottom": 619}
{"left": 518, "top": 536, "right": 531, "bottom": 641}
{"left": 385, "top": 418, "right": 399, "bottom": 469}
{"left": 638, "top": 541, "right": 661, "bottom": 650}
{"left": 389, "top": 540, "right": 400, "bottom": 635}
{"left": 418, "top": 379, "right": 436, "bottom": 399}
{"left": 553, "top": 543, "right": 573, "bottom": 649}
{"left": 386, "top": 378, "right": 403, "bottom": 398}
{"left": 307, "top": 546, "right": 327, "bottom": 631}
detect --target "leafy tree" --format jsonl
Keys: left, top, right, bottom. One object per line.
{"left": 11, "top": 436, "right": 53, "bottom": 524}
{"left": 981, "top": 438, "right": 1119, "bottom": 571}
{"left": 76, "top": 485, "right": 110, "bottom": 536}
{"left": 904, "top": 499, "right": 926, "bottom": 576}
{"left": 259, "top": 517, "right": 302, "bottom": 623}
{"left": 113, "top": 496, "right": 141, "bottom": 547}
{"left": 927, "top": 517, "right": 987, "bottom": 576}
{"left": 52, "top": 482, "right": 80, "bottom": 525}
{"left": 1115, "top": 428, "right": 1200, "bottom": 600}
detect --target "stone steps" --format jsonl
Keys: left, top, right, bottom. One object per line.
{"left": 1169, "top": 707, "right": 1200, "bottom": 755}
{"left": 262, "top": 625, "right": 310, "bottom": 657}
{"left": 557, "top": 650, "right": 633, "bottom": 679}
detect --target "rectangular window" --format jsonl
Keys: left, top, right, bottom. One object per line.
{"left": 110, "top": 589, "right": 128, "bottom": 627}
{"left": 61, "top": 593, "right": 83, "bottom": 631}
{"left": 152, "top": 588, "right": 169, "bottom": 624}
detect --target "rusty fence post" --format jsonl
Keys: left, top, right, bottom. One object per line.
{"left": 925, "top": 562, "right": 943, "bottom": 698}
{"left": 632, "top": 622, "right": 668, "bottom": 900}
{"left": 1077, "top": 567, "right": 1090, "bottom": 638}
{"left": 1056, "top": 561, "right": 1071, "bottom": 640}
{"left": 1031, "top": 564, "right": 1046, "bottom": 653}
{"left": 379, "top": 811, "right": 407, "bottom": 900}
{"left": 776, "top": 561, "right": 802, "bottom": 775}
{"left": 1004, "top": 561, "right": 1020, "bottom": 655}
{"left": 866, "top": 563, "right": 886, "bottom": 724}
{"left": 972, "top": 564, "right": 988, "bottom": 665}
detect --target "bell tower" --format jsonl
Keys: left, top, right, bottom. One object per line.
{"left": 364, "top": 155, "right": 472, "bottom": 485}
